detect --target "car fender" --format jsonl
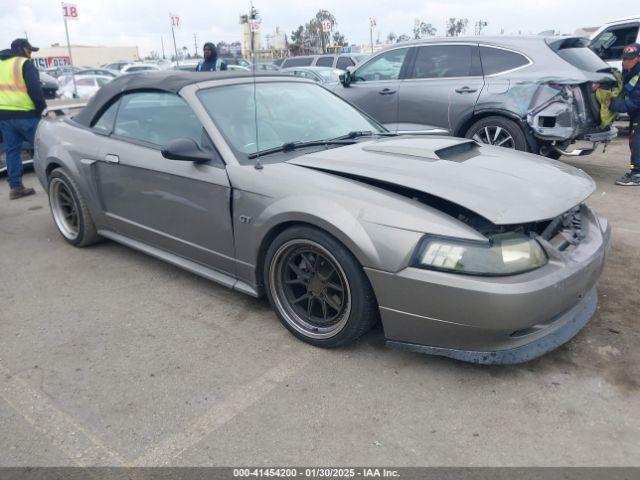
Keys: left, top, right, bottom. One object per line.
{"left": 245, "top": 194, "right": 384, "bottom": 271}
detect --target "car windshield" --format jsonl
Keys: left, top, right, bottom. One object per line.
{"left": 198, "top": 81, "right": 383, "bottom": 164}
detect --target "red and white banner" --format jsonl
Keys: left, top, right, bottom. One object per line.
{"left": 34, "top": 56, "right": 72, "bottom": 69}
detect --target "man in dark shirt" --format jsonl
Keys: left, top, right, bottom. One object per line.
{"left": 195, "top": 42, "right": 228, "bottom": 72}
{"left": 0, "top": 38, "right": 46, "bottom": 199}
{"left": 610, "top": 44, "right": 640, "bottom": 186}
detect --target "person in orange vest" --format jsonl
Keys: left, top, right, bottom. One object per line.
{"left": 0, "top": 39, "right": 46, "bottom": 199}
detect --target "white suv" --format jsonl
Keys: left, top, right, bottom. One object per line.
{"left": 590, "top": 16, "right": 640, "bottom": 71}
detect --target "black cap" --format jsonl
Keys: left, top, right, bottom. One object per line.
{"left": 622, "top": 43, "right": 640, "bottom": 60}
{"left": 10, "top": 38, "right": 39, "bottom": 52}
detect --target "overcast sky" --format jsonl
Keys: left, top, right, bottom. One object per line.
{"left": 1, "top": 0, "right": 630, "bottom": 56}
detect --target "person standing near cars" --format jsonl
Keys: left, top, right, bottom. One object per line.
{"left": 609, "top": 43, "right": 640, "bottom": 186}
{"left": 195, "top": 42, "right": 228, "bottom": 72}
{"left": 0, "top": 38, "right": 46, "bottom": 199}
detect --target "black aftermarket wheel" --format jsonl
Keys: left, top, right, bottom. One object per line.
{"left": 48, "top": 168, "right": 101, "bottom": 247}
{"left": 264, "top": 226, "right": 379, "bottom": 348}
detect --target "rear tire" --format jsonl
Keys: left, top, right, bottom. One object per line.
{"left": 264, "top": 226, "right": 379, "bottom": 348}
{"left": 48, "top": 168, "right": 101, "bottom": 247}
{"left": 465, "top": 116, "right": 528, "bottom": 151}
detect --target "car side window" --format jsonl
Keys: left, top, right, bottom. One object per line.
{"left": 92, "top": 99, "right": 120, "bottom": 134}
{"left": 591, "top": 24, "right": 640, "bottom": 61}
{"left": 479, "top": 46, "right": 530, "bottom": 75}
{"left": 410, "top": 45, "right": 479, "bottom": 79}
{"left": 112, "top": 92, "right": 204, "bottom": 148}
{"left": 283, "top": 57, "right": 314, "bottom": 68}
{"left": 316, "top": 56, "right": 334, "bottom": 67}
{"left": 336, "top": 56, "right": 355, "bottom": 70}
{"left": 353, "top": 48, "right": 409, "bottom": 82}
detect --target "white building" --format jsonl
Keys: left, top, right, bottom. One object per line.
{"left": 240, "top": 14, "right": 262, "bottom": 57}
{"left": 33, "top": 45, "right": 140, "bottom": 68}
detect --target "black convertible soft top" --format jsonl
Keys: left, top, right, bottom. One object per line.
{"left": 73, "top": 71, "right": 283, "bottom": 127}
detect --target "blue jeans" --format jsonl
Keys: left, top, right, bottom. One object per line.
{"left": 630, "top": 121, "right": 640, "bottom": 172}
{"left": 0, "top": 117, "right": 39, "bottom": 188}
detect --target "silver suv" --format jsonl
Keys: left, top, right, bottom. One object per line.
{"left": 281, "top": 54, "right": 365, "bottom": 71}
{"left": 335, "top": 37, "right": 618, "bottom": 158}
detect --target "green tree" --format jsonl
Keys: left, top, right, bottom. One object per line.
{"left": 387, "top": 32, "right": 397, "bottom": 43}
{"left": 332, "top": 31, "right": 347, "bottom": 46}
{"left": 290, "top": 25, "right": 304, "bottom": 46}
{"left": 413, "top": 21, "right": 437, "bottom": 39}
{"left": 446, "top": 18, "right": 468, "bottom": 36}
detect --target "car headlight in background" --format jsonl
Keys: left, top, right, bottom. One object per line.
{"left": 415, "top": 234, "right": 547, "bottom": 276}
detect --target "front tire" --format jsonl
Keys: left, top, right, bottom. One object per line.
{"left": 264, "top": 226, "right": 379, "bottom": 348}
{"left": 48, "top": 168, "right": 101, "bottom": 247}
{"left": 465, "top": 116, "right": 528, "bottom": 151}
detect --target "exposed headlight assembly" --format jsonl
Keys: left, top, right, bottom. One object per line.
{"left": 415, "top": 234, "right": 547, "bottom": 276}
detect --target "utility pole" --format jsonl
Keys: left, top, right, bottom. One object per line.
{"left": 171, "top": 26, "right": 179, "bottom": 65}
{"left": 63, "top": 18, "right": 78, "bottom": 98}
{"left": 369, "top": 18, "right": 376, "bottom": 54}
{"left": 161, "top": 35, "right": 166, "bottom": 59}
{"left": 193, "top": 33, "right": 198, "bottom": 57}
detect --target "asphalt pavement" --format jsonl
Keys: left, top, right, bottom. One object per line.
{"left": 0, "top": 136, "right": 638, "bottom": 466}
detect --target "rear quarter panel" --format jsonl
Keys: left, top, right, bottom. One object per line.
{"left": 35, "top": 118, "right": 110, "bottom": 229}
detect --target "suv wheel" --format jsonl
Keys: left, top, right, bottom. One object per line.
{"left": 465, "top": 116, "right": 527, "bottom": 151}
{"left": 264, "top": 226, "right": 379, "bottom": 348}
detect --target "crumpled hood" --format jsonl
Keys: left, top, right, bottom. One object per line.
{"left": 286, "top": 136, "right": 595, "bottom": 225}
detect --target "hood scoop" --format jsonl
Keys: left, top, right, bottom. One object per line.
{"left": 363, "top": 138, "right": 480, "bottom": 163}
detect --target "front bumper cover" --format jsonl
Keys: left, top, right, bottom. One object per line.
{"left": 366, "top": 207, "right": 610, "bottom": 365}
{"left": 386, "top": 286, "right": 596, "bottom": 365}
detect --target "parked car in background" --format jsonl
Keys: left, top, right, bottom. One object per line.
{"left": 171, "top": 60, "right": 201, "bottom": 71}
{"left": 255, "top": 62, "right": 280, "bottom": 71}
{"left": 43, "top": 65, "right": 82, "bottom": 78}
{"left": 272, "top": 58, "right": 285, "bottom": 68}
{"left": 58, "top": 74, "right": 113, "bottom": 99}
{"left": 281, "top": 66, "right": 343, "bottom": 85}
{"left": 39, "top": 71, "right": 59, "bottom": 99}
{"left": 222, "top": 57, "right": 252, "bottom": 69}
{"left": 335, "top": 36, "right": 618, "bottom": 158}
{"left": 102, "top": 61, "right": 132, "bottom": 71}
{"left": 77, "top": 68, "right": 119, "bottom": 78}
{"left": 281, "top": 54, "right": 363, "bottom": 71}
{"left": 589, "top": 16, "right": 639, "bottom": 71}
{"left": 33, "top": 71, "right": 610, "bottom": 364}
{"left": 227, "top": 65, "right": 250, "bottom": 72}
{"left": 121, "top": 63, "right": 161, "bottom": 74}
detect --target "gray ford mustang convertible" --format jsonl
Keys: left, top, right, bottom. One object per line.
{"left": 34, "top": 72, "right": 610, "bottom": 364}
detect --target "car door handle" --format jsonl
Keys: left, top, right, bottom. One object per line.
{"left": 455, "top": 86, "right": 478, "bottom": 94}
{"left": 103, "top": 154, "right": 120, "bottom": 164}
{"left": 379, "top": 88, "right": 397, "bottom": 95}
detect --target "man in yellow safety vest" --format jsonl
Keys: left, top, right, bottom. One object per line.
{"left": 0, "top": 38, "right": 46, "bottom": 199}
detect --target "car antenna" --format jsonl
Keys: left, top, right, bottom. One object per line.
{"left": 250, "top": 4, "right": 263, "bottom": 170}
